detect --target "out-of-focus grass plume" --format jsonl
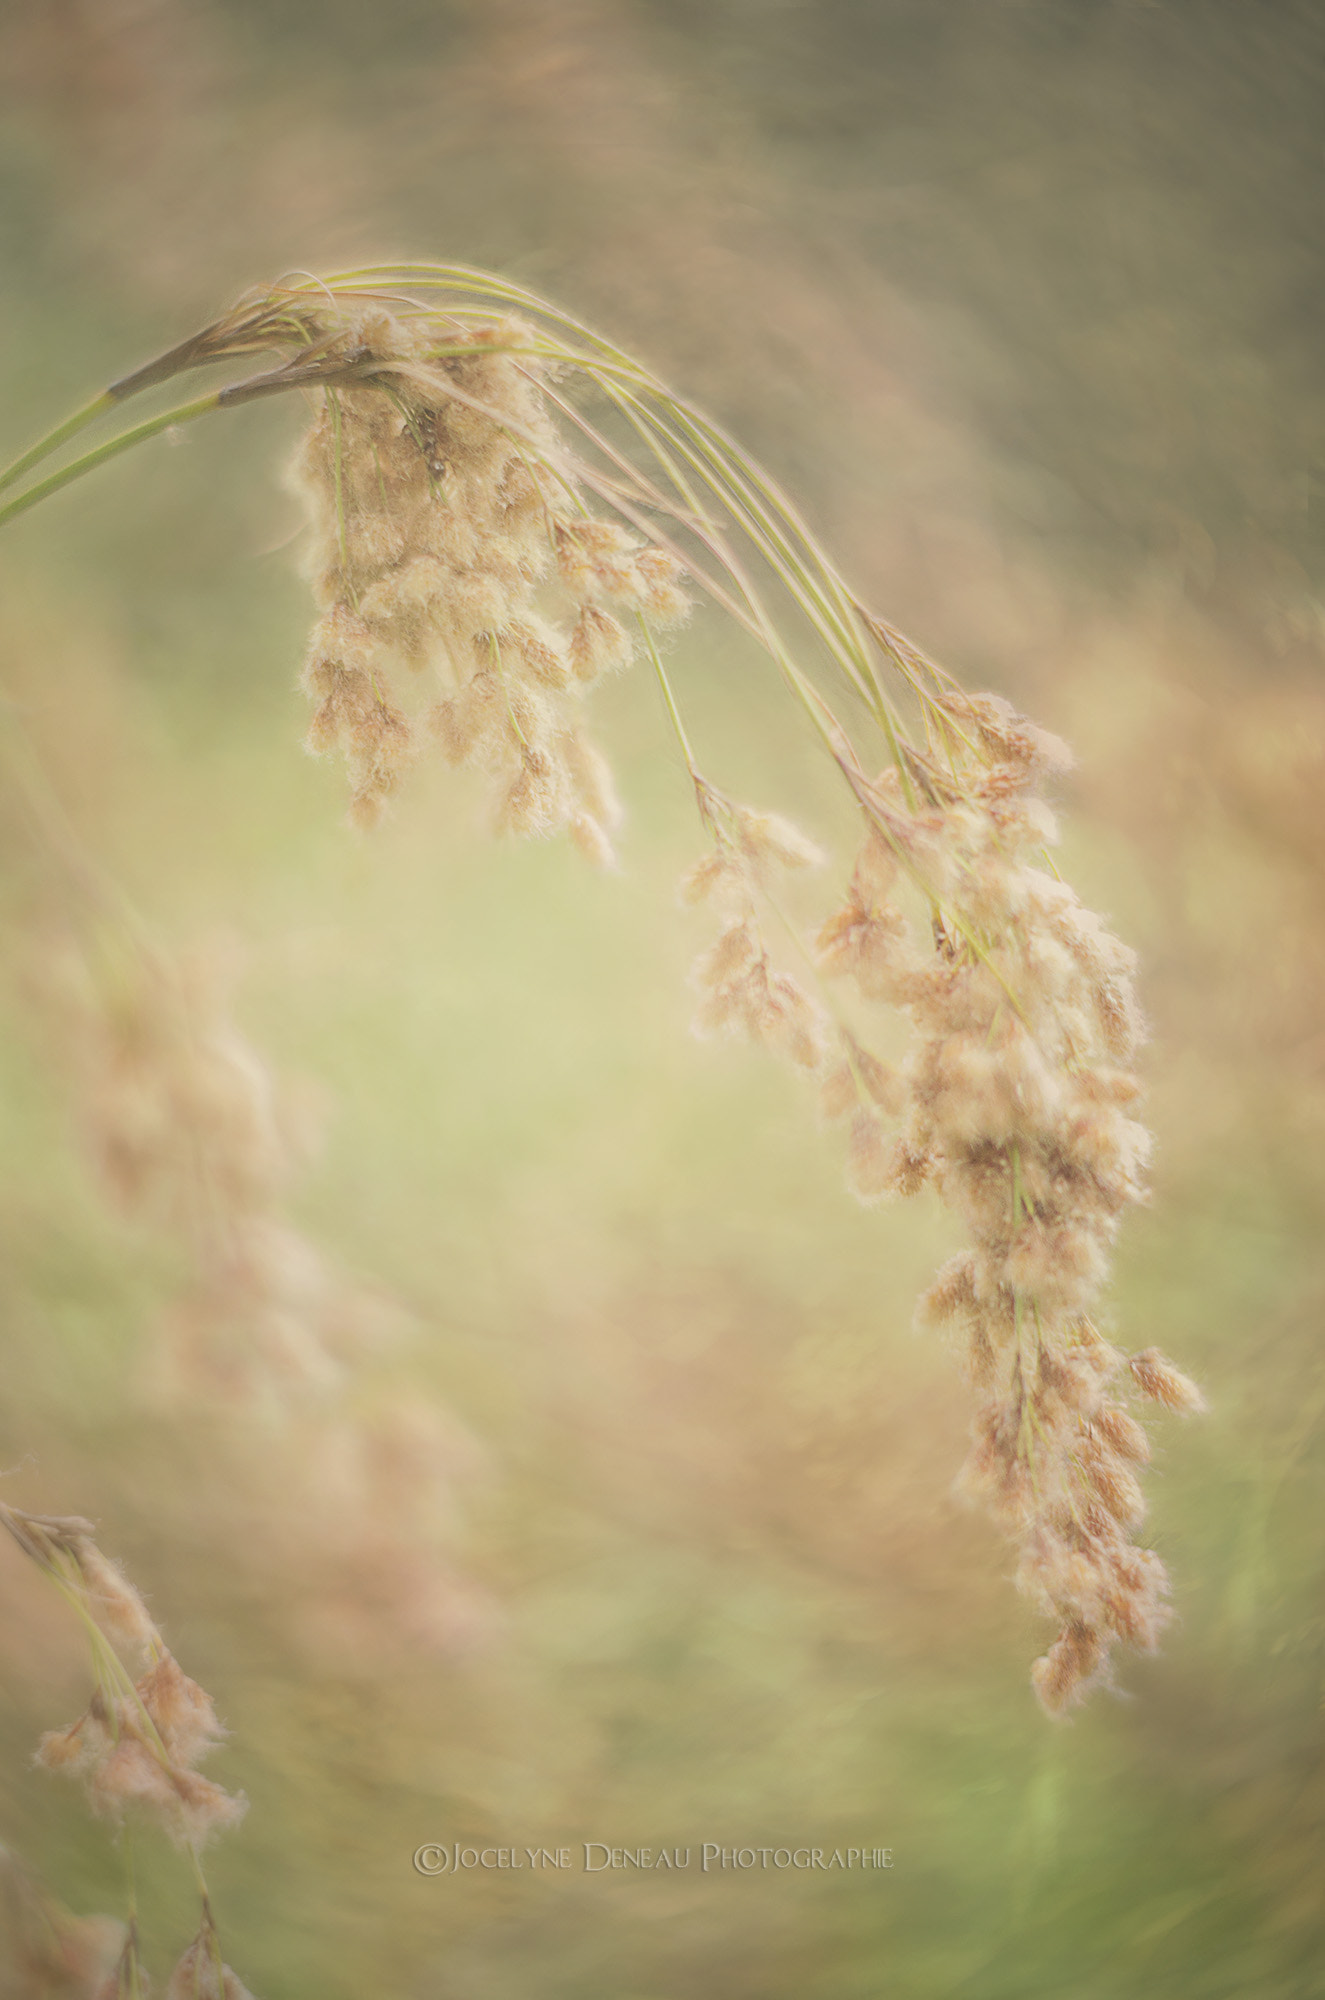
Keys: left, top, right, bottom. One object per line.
{"left": 0, "top": 3, "right": 1321, "bottom": 1996}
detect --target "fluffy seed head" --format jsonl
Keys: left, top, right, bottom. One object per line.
{"left": 679, "top": 849, "right": 749, "bottom": 911}
{"left": 1129, "top": 1348, "right": 1207, "bottom": 1414}
{"left": 135, "top": 1652, "right": 225, "bottom": 1768}
{"left": 73, "top": 1542, "right": 158, "bottom": 1655}
{"left": 1093, "top": 1404, "right": 1151, "bottom": 1464}
{"left": 1031, "top": 1622, "right": 1105, "bottom": 1714}
{"left": 165, "top": 1922, "right": 259, "bottom": 2000}
{"left": 569, "top": 603, "right": 633, "bottom": 682}
{"left": 845, "top": 1110, "right": 892, "bottom": 1201}
{"left": 735, "top": 808, "right": 825, "bottom": 874}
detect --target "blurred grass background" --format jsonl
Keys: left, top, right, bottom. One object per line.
{"left": 0, "top": 1, "right": 1322, "bottom": 1994}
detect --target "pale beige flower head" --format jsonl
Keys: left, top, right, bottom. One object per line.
{"left": 166, "top": 1918, "right": 260, "bottom": 2000}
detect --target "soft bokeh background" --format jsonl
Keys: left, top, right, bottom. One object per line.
{"left": 0, "top": 2, "right": 1322, "bottom": 1994}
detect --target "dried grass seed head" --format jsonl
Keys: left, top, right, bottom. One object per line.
{"left": 166, "top": 1920, "right": 260, "bottom": 2000}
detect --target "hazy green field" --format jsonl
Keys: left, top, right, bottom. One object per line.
{"left": 0, "top": 5, "right": 1321, "bottom": 1996}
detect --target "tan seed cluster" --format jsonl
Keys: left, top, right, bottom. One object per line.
{"left": 34, "top": 916, "right": 494, "bottom": 1679}
{"left": 684, "top": 799, "right": 829, "bottom": 1072}
{"left": 3, "top": 1512, "right": 247, "bottom": 1848}
{"left": 288, "top": 308, "right": 687, "bottom": 854}
{"left": 50, "top": 936, "right": 493, "bottom": 1660}
{"left": 165, "top": 1916, "right": 258, "bottom": 2000}
{"left": 811, "top": 694, "right": 1204, "bottom": 1708}
{"left": 56, "top": 940, "right": 388, "bottom": 1408}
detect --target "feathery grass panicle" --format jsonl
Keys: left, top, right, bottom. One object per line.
{"left": 815, "top": 694, "right": 1194, "bottom": 1709}
{"left": 0, "top": 264, "right": 1205, "bottom": 1708}
{"left": 165, "top": 1914, "right": 258, "bottom": 2000}
{"left": 2, "top": 1509, "right": 247, "bottom": 1848}
{"left": 684, "top": 790, "right": 829, "bottom": 1073}
{"left": 283, "top": 304, "right": 687, "bottom": 857}
{"left": 53, "top": 935, "right": 348, "bottom": 1407}
{"left": 42, "top": 927, "right": 494, "bottom": 1664}
{"left": 0, "top": 1502, "right": 261, "bottom": 1992}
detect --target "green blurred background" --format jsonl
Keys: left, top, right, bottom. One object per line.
{"left": 0, "top": 1, "right": 1322, "bottom": 1994}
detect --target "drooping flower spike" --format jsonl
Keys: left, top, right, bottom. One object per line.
{"left": 0, "top": 265, "right": 1206, "bottom": 1708}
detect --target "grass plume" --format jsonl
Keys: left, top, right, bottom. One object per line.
{"left": 0, "top": 266, "right": 1207, "bottom": 1713}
